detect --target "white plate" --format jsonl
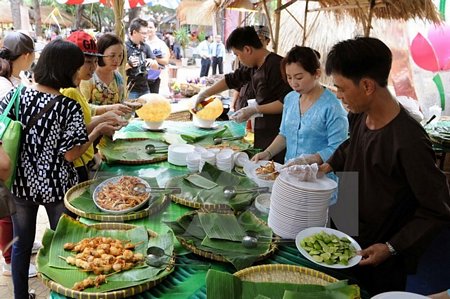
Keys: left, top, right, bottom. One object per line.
{"left": 243, "top": 161, "right": 282, "bottom": 190}
{"left": 168, "top": 144, "right": 195, "bottom": 166}
{"left": 295, "top": 227, "right": 362, "bottom": 269}
{"left": 280, "top": 171, "right": 337, "bottom": 192}
{"left": 194, "top": 123, "right": 220, "bottom": 130}
{"left": 93, "top": 176, "right": 151, "bottom": 214}
{"left": 243, "top": 160, "right": 282, "bottom": 177}
{"left": 142, "top": 123, "right": 166, "bottom": 131}
{"left": 371, "top": 292, "right": 429, "bottom": 299}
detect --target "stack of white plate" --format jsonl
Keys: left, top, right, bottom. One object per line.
{"left": 168, "top": 144, "right": 195, "bottom": 166}
{"left": 186, "top": 152, "right": 201, "bottom": 172}
{"left": 216, "top": 149, "right": 234, "bottom": 172}
{"left": 268, "top": 171, "right": 337, "bottom": 239}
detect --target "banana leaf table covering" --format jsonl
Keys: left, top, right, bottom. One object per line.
{"left": 48, "top": 121, "right": 370, "bottom": 298}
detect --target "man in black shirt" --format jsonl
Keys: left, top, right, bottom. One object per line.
{"left": 321, "top": 37, "right": 450, "bottom": 295}
{"left": 195, "top": 27, "right": 291, "bottom": 162}
{"left": 125, "top": 18, "right": 158, "bottom": 99}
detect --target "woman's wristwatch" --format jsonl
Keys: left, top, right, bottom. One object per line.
{"left": 385, "top": 241, "right": 398, "bottom": 256}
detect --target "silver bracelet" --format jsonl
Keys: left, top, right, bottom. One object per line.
{"left": 385, "top": 241, "right": 398, "bottom": 256}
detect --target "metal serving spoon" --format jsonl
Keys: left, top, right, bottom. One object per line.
{"left": 133, "top": 183, "right": 181, "bottom": 195}
{"left": 223, "top": 186, "right": 269, "bottom": 200}
{"left": 213, "top": 136, "right": 244, "bottom": 145}
{"left": 145, "top": 144, "right": 169, "bottom": 155}
{"left": 241, "top": 231, "right": 294, "bottom": 249}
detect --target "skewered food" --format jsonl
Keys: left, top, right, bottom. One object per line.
{"left": 60, "top": 236, "right": 145, "bottom": 291}
{"left": 72, "top": 274, "right": 107, "bottom": 291}
{"left": 96, "top": 176, "right": 149, "bottom": 211}
{"left": 255, "top": 161, "right": 279, "bottom": 180}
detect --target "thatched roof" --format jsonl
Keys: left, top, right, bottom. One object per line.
{"left": 35, "top": 6, "right": 94, "bottom": 28}
{"left": 314, "top": 0, "right": 440, "bottom": 23}
{"left": 39, "top": 6, "right": 75, "bottom": 27}
{"left": 177, "top": 0, "right": 214, "bottom": 26}
{"left": 209, "top": 0, "right": 441, "bottom": 23}
{"left": 0, "top": 2, "right": 31, "bottom": 25}
{"left": 276, "top": 0, "right": 423, "bottom": 87}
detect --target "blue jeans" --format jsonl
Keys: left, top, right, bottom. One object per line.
{"left": 11, "top": 196, "right": 67, "bottom": 299}
{"left": 200, "top": 58, "right": 211, "bottom": 77}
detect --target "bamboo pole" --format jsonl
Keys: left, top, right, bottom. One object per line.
{"left": 113, "top": 0, "right": 126, "bottom": 85}
{"left": 274, "top": 0, "right": 282, "bottom": 53}
{"left": 286, "top": 9, "right": 304, "bottom": 30}
{"left": 304, "top": 9, "right": 321, "bottom": 42}
{"left": 364, "top": 0, "right": 376, "bottom": 36}
{"left": 302, "top": 0, "right": 309, "bottom": 45}
{"left": 262, "top": 0, "right": 275, "bottom": 52}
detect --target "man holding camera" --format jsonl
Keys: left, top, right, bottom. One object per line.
{"left": 126, "top": 18, "right": 159, "bottom": 99}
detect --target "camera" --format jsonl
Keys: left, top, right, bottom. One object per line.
{"left": 129, "top": 51, "right": 147, "bottom": 76}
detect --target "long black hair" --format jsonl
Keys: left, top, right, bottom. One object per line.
{"left": 33, "top": 39, "right": 84, "bottom": 89}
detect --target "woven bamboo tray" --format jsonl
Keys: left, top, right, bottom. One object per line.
{"left": 234, "top": 264, "right": 338, "bottom": 286}
{"left": 64, "top": 180, "right": 171, "bottom": 222}
{"left": 175, "top": 209, "right": 277, "bottom": 263}
{"left": 37, "top": 222, "right": 175, "bottom": 299}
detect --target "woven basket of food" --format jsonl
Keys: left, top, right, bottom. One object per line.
{"left": 36, "top": 215, "right": 175, "bottom": 299}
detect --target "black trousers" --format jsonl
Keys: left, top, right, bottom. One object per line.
{"left": 212, "top": 57, "right": 223, "bottom": 75}
{"left": 200, "top": 58, "right": 211, "bottom": 77}
{"left": 342, "top": 256, "right": 407, "bottom": 296}
{"left": 147, "top": 77, "right": 161, "bottom": 94}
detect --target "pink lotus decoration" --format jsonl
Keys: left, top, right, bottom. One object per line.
{"left": 410, "top": 25, "right": 450, "bottom": 71}
{"left": 410, "top": 24, "right": 450, "bottom": 110}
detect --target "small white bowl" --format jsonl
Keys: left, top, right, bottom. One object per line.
{"left": 145, "top": 121, "right": 164, "bottom": 130}
{"left": 233, "top": 152, "right": 249, "bottom": 167}
{"left": 255, "top": 193, "right": 271, "bottom": 214}
{"left": 186, "top": 152, "right": 201, "bottom": 163}
{"left": 194, "top": 146, "right": 208, "bottom": 153}
{"left": 192, "top": 115, "right": 215, "bottom": 128}
{"left": 219, "top": 149, "right": 234, "bottom": 156}
{"left": 208, "top": 148, "right": 221, "bottom": 155}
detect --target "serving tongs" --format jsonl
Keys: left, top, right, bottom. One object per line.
{"left": 213, "top": 136, "right": 244, "bottom": 145}
{"left": 132, "top": 183, "right": 181, "bottom": 195}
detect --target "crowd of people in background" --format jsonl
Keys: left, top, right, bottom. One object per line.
{"left": 0, "top": 18, "right": 449, "bottom": 299}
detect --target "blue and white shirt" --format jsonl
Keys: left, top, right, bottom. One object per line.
{"left": 212, "top": 42, "right": 225, "bottom": 58}
{"left": 279, "top": 88, "right": 348, "bottom": 162}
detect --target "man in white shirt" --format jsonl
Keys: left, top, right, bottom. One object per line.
{"left": 212, "top": 35, "right": 226, "bottom": 75}
{"left": 145, "top": 20, "right": 170, "bottom": 93}
{"left": 197, "top": 35, "right": 213, "bottom": 77}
